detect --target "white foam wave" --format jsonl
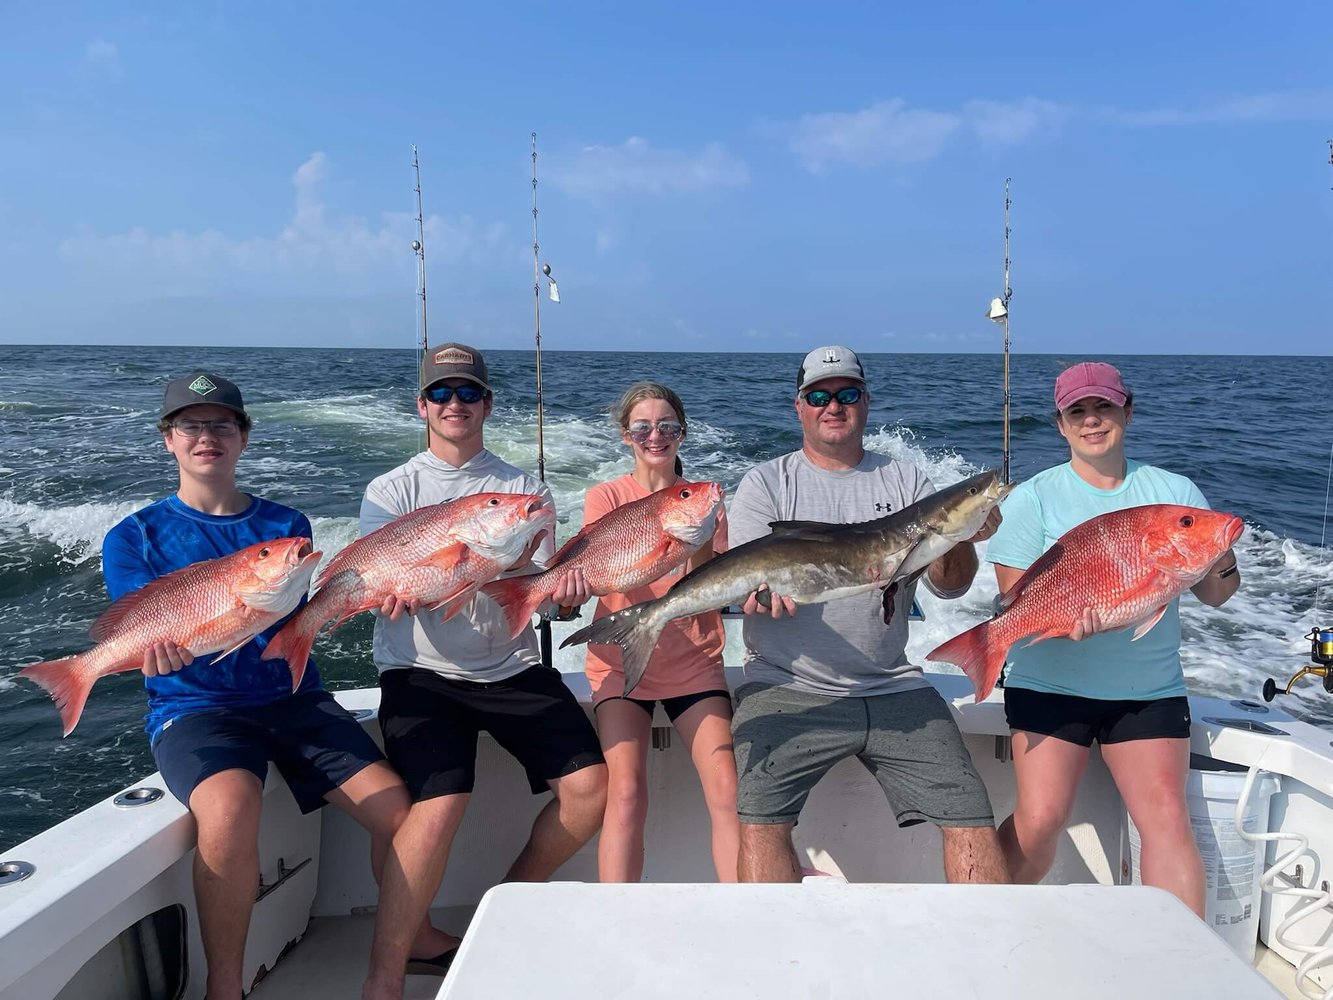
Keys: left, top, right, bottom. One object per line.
{"left": 0, "top": 498, "right": 149, "bottom": 565}
{"left": 255, "top": 395, "right": 418, "bottom": 431}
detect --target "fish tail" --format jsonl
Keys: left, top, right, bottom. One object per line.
{"left": 560, "top": 603, "right": 665, "bottom": 697}
{"left": 926, "top": 621, "right": 1007, "bottom": 704}
{"left": 480, "top": 578, "right": 546, "bottom": 639}
{"left": 262, "top": 614, "right": 317, "bottom": 692}
{"left": 19, "top": 655, "right": 95, "bottom": 737}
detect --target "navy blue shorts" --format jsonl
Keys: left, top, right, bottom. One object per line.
{"left": 378, "top": 666, "right": 605, "bottom": 801}
{"left": 1004, "top": 687, "right": 1192, "bottom": 747}
{"left": 151, "top": 690, "right": 387, "bottom": 813}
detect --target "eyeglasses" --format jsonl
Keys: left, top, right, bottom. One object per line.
{"left": 802, "top": 386, "right": 864, "bottom": 408}
{"left": 626, "top": 419, "right": 684, "bottom": 444}
{"left": 423, "top": 384, "right": 487, "bottom": 405}
{"left": 171, "top": 418, "right": 242, "bottom": 438}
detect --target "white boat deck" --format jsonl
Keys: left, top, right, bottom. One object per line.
{"left": 248, "top": 887, "right": 1293, "bottom": 1000}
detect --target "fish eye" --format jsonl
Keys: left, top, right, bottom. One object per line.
{"left": 258, "top": 546, "right": 271, "bottom": 558}
{"left": 487, "top": 497, "right": 500, "bottom": 506}
{"left": 680, "top": 489, "right": 691, "bottom": 498}
{"left": 1180, "top": 515, "right": 1194, "bottom": 528}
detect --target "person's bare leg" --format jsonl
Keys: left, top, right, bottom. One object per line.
{"left": 188, "top": 769, "right": 264, "bottom": 1000}
{"left": 1102, "top": 737, "right": 1204, "bottom": 916}
{"left": 998, "top": 731, "right": 1090, "bottom": 883}
{"left": 328, "top": 762, "right": 459, "bottom": 999}
{"left": 737, "top": 821, "right": 801, "bottom": 883}
{"left": 940, "top": 825, "right": 1010, "bottom": 883}
{"left": 674, "top": 697, "right": 740, "bottom": 882}
{"left": 360, "top": 794, "right": 469, "bottom": 1000}
{"left": 505, "top": 763, "right": 608, "bottom": 882}
{"left": 594, "top": 701, "right": 652, "bottom": 882}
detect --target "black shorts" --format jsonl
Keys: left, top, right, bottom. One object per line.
{"left": 1004, "top": 687, "right": 1192, "bottom": 747}
{"left": 151, "top": 690, "right": 386, "bottom": 813}
{"left": 378, "top": 666, "right": 605, "bottom": 801}
{"left": 596, "top": 688, "right": 732, "bottom": 724}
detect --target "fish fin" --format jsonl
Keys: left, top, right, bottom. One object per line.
{"left": 437, "top": 589, "right": 481, "bottom": 622}
{"left": 560, "top": 603, "right": 665, "bottom": 696}
{"left": 766, "top": 519, "right": 837, "bottom": 540}
{"left": 996, "top": 543, "right": 1066, "bottom": 611}
{"left": 411, "top": 542, "right": 469, "bottom": 571}
{"left": 1131, "top": 606, "right": 1169, "bottom": 641}
{"left": 209, "top": 635, "right": 258, "bottom": 664}
{"left": 18, "top": 655, "right": 96, "bottom": 737}
{"left": 261, "top": 603, "right": 325, "bottom": 691}
{"left": 479, "top": 576, "right": 547, "bottom": 638}
{"left": 926, "top": 620, "right": 1007, "bottom": 704}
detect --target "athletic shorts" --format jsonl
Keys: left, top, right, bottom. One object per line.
{"left": 151, "top": 690, "right": 386, "bottom": 814}
{"left": 595, "top": 688, "right": 732, "bottom": 724}
{"left": 1004, "top": 687, "right": 1191, "bottom": 746}
{"left": 731, "top": 682, "right": 995, "bottom": 828}
{"left": 378, "top": 666, "right": 605, "bottom": 801}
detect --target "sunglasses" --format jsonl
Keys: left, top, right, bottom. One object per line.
{"left": 626, "top": 419, "right": 684, "bottom": 444}
{"left": 423, "top": 384, "right": 487, "bottom": 405}
{"left": 802, "top": 386, "right": 864, "bottom": 408}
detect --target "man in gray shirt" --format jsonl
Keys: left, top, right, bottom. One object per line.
{"left": 729, "top": 345, "right": 1008, "bottom": 884}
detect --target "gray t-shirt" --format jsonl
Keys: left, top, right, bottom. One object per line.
{"left": 360, "top": 448, "right": 555, "bottom": 683}
{"left": 728, "top": 449, "right": 950, "bottom": 698}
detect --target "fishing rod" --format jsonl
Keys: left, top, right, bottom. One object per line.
{"left": 985, "top": 178, "right": 1014, "bottom": 484}
{"left": 531, "top": 132, "right": 559, "bottom": 667}
{"left": 412, "top": 145, "right": 430, "bottom": 448}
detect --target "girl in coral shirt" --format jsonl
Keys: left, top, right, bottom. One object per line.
{"left": 584, "top": 382, "right": 739, "bottom": 882}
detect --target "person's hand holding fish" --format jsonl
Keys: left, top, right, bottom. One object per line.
{"left": 141, "top": 640, "right": 195, "bottom": 677}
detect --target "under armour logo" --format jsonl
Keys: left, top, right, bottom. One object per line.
{"left": 874, "top": 501, "right": 894, "bottom": 513}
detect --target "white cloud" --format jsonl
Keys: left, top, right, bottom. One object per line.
{"left": 779, "top": 97, "right": 1066, "bottom": 171}
{"left": 548, "top": 137, "right": 749, "bottom": 198}
{"left": 85, "top": 39, "right": 122, "bottom": 79}
{"left": 57, "top": 153, "right": 513, "bottom": 296}
{"left": 1113, "top": 90, "right": 1333, "bottom": 126}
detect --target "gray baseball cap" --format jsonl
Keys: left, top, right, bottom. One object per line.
{"left": 420, "top": 342, "right": 490, "bottom": 391}
{"left": 161, "top": 372, "right": 247, "bottom": 420}
{"left": 797, "top": 345, "right": 866, "bottom": 392}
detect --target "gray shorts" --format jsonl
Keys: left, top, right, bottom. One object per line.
{"left": 731, "top": 682, "right": 995, "bottom": 828}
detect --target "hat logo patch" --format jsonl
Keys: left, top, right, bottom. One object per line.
{"left": 433, "top": 348, "right": 474, "bottom": 366}
{"left": 822, "top": 350, "right": 838, "bottom": 364}
{"left": 188, "top": 375, "right": 217, "bottom": 396}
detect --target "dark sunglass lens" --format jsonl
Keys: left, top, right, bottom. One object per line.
{"left": 835, "top": 387, "right": 862, "bottom": 405}
{"left": 805, "top": 390, "right": 832, "bottom": 407}
{"left": 456, "top": 386, "right": 484, "bottom": 404}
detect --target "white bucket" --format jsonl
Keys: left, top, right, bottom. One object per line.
{"left": 1125, "top": 764, "right": 1279, "bottom": 962}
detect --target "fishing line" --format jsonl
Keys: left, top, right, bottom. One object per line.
{"left": 1313, "top": 442, "right": 1333, "bottom": 621}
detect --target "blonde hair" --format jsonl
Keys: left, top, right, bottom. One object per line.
{"left": 612, "top": 382, "right": 687, "bottom": 476}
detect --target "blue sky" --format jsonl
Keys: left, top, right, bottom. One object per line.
{"left": 2, "top": 2, "right": 1330, "bottom": 354}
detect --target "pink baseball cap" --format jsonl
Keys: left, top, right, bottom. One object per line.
{"left": 1054, "top": 362, "right": 1129, "bottom": 410}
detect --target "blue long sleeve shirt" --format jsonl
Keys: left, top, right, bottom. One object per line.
{"left": 101, "top": 494, "right": 323, "bottom": 742}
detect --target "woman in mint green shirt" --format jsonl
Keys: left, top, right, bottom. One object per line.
{"left": 984, "top": 362, "right": 1240, "bottom": 916}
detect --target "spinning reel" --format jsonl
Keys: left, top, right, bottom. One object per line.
{"left": 1262, "top": 626, "right": 1333, "bottom": 702}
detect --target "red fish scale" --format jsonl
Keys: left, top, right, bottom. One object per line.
{"left": 510, "top": 484, "right": 719, "bottom": 596}
{"left": 307, "top": 494, "right": 542, "bottom": 622}
{"left": 85, "top": 539, "right": 310, "bottom": 676}
{"left": 990, "top": 505, "right": 1239, "bottom": 652}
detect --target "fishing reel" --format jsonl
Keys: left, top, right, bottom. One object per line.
{"left": 1262, "top": 626, "right": 1333, "bottom": 702}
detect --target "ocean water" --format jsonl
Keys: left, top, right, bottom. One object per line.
{"left": 2, "top": 344, "right": 1332, "bottom": 848}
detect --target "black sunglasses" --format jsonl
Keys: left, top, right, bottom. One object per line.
{"left": 802, "top": 386, "right": 864, "bottom": 408}
{"left": 423, "top": 384, "right": 487, "bottom": 405}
